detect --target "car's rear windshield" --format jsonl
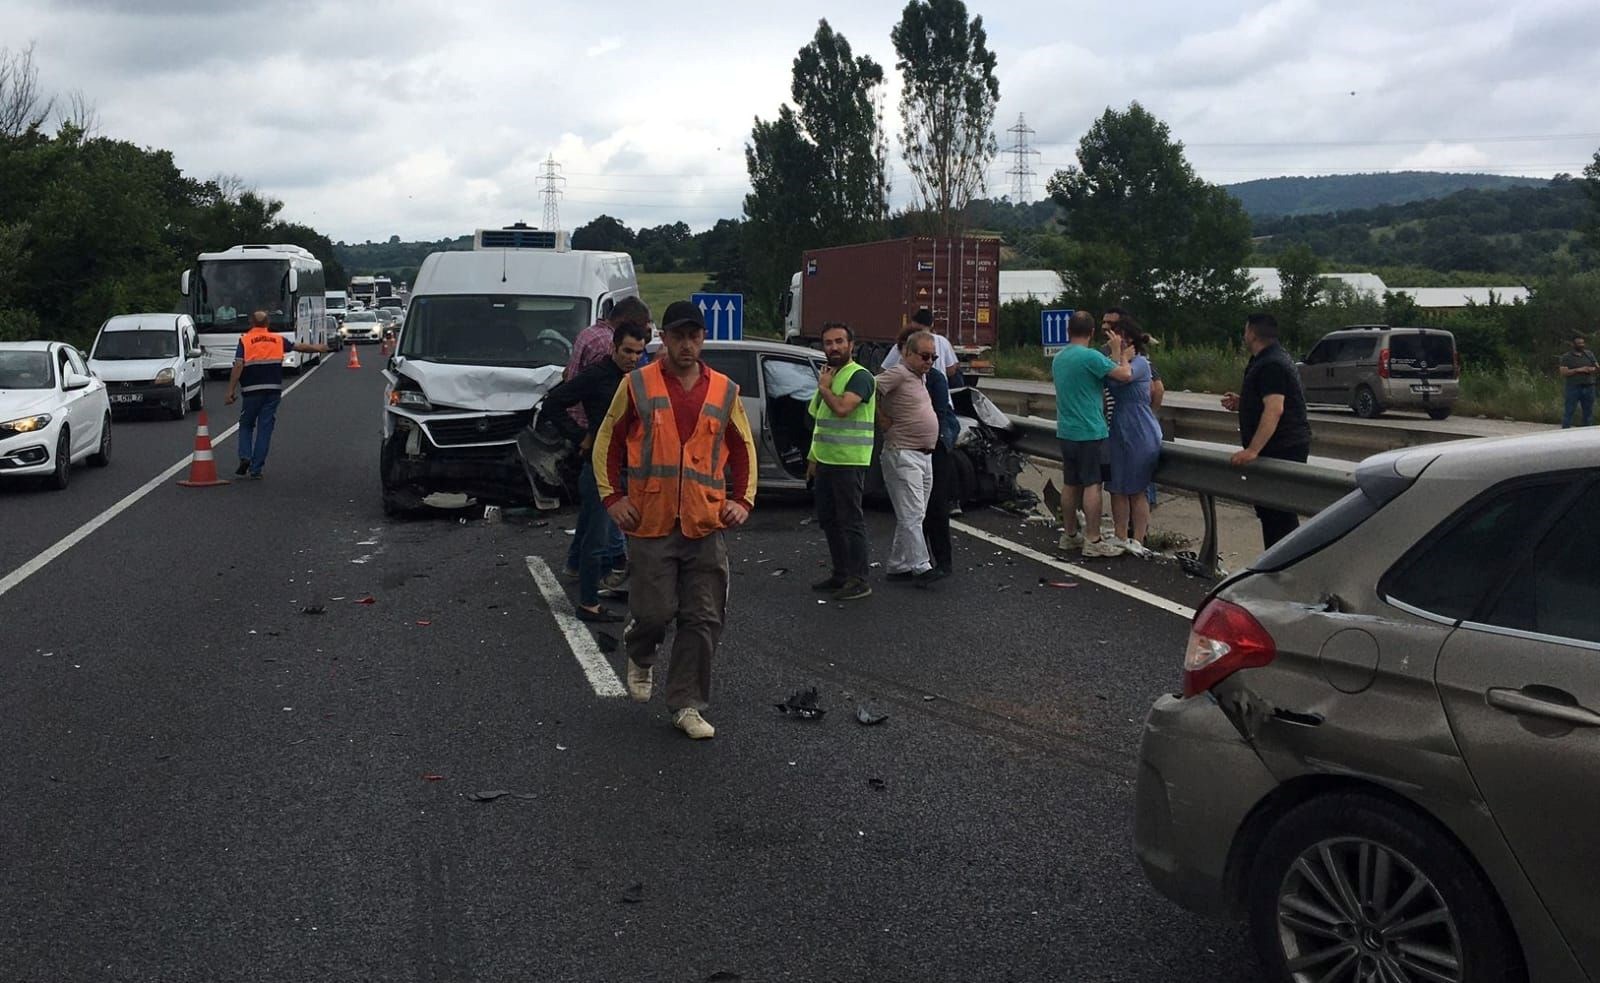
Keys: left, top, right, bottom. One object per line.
{"left": 1388, "top": 333, "right": 1454, "bottom": 368}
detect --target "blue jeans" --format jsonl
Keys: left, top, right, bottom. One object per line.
{"left": 576, "top": 463, "right": 617, "bottom": 607}
{"left": 1562, "top": 387, "right": 1595, "bottom": 428}
{"left": 238, "top": 392, "right": 281, "bottom": 475}
{"left": 566, "top": 472, "right": 626, "bottom": 572}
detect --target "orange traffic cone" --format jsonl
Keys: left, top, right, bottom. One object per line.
{"left": 380, "top": 335, "right": 391, "bottom": 357}
{"left": 177, "top": 410, "right": 229, "bottom": 487}
{"left": 346, "top": 343, "right": 362, "bottom": 370}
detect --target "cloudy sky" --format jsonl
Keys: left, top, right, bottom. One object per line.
{"left": 9, "top": 0, "right": 1599, "bottom": 243}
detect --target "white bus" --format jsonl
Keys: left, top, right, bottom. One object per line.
{"left": 181, "top": 244, "right": 327, "bottom": 376}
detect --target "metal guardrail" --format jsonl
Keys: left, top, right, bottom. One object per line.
{"left": 1007, "top": 414, "right": 1357, "bottom": 577}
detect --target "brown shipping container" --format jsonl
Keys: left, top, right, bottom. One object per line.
{"left": 797, "top": 237, "right": 999, "bottom": 351}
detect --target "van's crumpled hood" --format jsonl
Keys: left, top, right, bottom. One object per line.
{"left": 88, "top": 358, "right": 177, "bottom": 382}
{"left": 395, "top": 358, "right": 564, "bottom": 412}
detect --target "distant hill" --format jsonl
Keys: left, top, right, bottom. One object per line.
{"left": 1227, "top": 172, "right": 1550, "bottom": 218}
{"left": 1252, "top": 178, "right": 1592, "bottom": 276}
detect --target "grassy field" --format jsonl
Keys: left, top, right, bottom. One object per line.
{"left": 635, "top": 272, "right": 708, "bottom": 322}
{"left": 992, "top": 342, "right": 1568, "bottom": 423}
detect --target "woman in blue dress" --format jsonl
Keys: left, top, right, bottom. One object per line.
{"left": 1104, "top": 317, "right": 1162, "bottom": 555}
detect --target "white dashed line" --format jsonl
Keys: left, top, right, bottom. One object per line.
{"left": 951, "top": 520, "right": 1198, "bottom": 621}
{"left": 0, "top": 359, "right": 327, "bottom": 601}
{"left": 523, "top": 556, "right": 627, "bottom": 698}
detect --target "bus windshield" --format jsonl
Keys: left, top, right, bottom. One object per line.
{"left": 397, "top": 294, "right": 591, "bottom": 368}
{"left": 195, "top": 259, "right": 291, "bottom": 330}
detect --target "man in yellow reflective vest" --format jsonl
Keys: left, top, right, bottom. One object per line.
{"left": 806, "top": 322, "right": 876, "bottom": 601}
{"left": 593, "top": 301, "right": 758, "bottom": 740}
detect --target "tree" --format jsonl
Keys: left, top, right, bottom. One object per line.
{"left": 1047, "top": 103, "right": 1255, "bottom": 344}
{"left": 0, "top": 43, "right": 53, "bottom": 139}
{"left": 791, "top": 20, "right": 890, "bottom": 241}
{"left": 1382, "top": 290, "right": 1421, "bottom": 326}
{"left": 1583, "top": 148, "right": 1600, "bottom": 256}
{"left": 744, "top": 106, "right": 823, "bottom": 321}
{"left": 890, "top": 0, "right": 999, "bottom": 233}
{"left": 570, "top": 214, "right": 636, "bottom": 253}
{"left": 1275, "top": 243, "right": 1322, "bottom": 348}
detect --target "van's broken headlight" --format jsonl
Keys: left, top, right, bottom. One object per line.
{"left": 388, "top": 388, "right": 433, "bottom": 412}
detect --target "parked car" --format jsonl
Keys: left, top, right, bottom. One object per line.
{"left": 1134, "top": 428, "right": 1600, "bottom": 982}
{"left": 340, "top": 310, "right": 383, "bottom": 344}
{"left": 0, "top": 341, "right": 112, "bottom": 489}
{"left": 1297, "top": 325, "right": 1459, "bottom": 419}
{"left": 87, "top": 313, "right": 206, "bottom": 419}
{"left": 324, "top": 313, "right": 343, "bottom": 352}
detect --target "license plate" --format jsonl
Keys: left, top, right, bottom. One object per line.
{"left": 1411, "top": 385, "right": 1441, "bottom": 394}
{"left": 110, "top": 393, "right": 144, "bottom": 403}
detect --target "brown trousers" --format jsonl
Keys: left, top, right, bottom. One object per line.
{"left": 624, "top": 526, "right": 729, "bottom": 712}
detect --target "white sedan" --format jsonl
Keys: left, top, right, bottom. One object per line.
{"left": 0, "top": 341, "right": 112, "bottom": 489}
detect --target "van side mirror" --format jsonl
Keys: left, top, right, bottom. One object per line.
{"left": 180, "top": 270, "right": 192, "bottom": 296}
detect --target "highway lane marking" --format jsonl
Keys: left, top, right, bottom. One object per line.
{"left": 523, "top": 556, "right": 627, "bottom": 699}
{"left": 0, "top": 359, "right": 328, "bottom": 602}
{"left": 950, "top": 520, "right": 1197, "bottom": 621}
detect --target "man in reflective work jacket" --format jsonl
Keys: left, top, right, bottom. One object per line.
{"left": 593, "top": 300, "right": 757, "bottom": 740}
{"left": 806, "top": 321, "right": 876, "bottom": 602}
{"left": 225, "top": 310, "right": 329, "bottom": 478}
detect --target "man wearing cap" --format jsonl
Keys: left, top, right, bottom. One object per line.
{"left": 593, "top": 300, "right": 758, "bottom": 740}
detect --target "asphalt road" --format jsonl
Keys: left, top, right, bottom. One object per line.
{"left": 1, "top": 356, "right": 1260, "bottom": 982}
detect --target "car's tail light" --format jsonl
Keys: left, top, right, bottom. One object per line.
{"left": 1182, "top": 598, "right": 1277, "bottom": 697}
{"left": 1377, "top": 349, "right": 1391, "bottom": 379}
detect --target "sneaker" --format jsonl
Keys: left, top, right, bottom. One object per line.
{"left": 561, "top": 566, "right": 579, "bottom": 580}
{"left": 576, "top": 605, "right": 623, "bottom": 623}
{"left": 949, "top": 503, "right": 963, "bottom": 517}
{"left": 812, "top": 574, "right": 848, "bottom": 592}
{"left": 234, "top": 458, "right": 249, "bottom": 477}
{"left": 246, "top": 471, "right": 263, "bottom": 480}
{"left": 625, "top": 659, "right": 652, "bottom": 702}
{"left": 1123, "top": 538, "right": 1152, "bottom": 559}
{"left": 1058, "top": 530, "right": 1085, "bottom": 551}
{"left": 1082, "top": 537, "right": 1124, "bottom": 558}
{"left": 832, "top": 577, "right": 872, "bottom": 601}
{"left": 673, "top": 707, "right": 714, "bottom": 739}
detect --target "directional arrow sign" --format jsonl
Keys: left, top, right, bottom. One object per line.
{"left": 691, "top": 292, "right": 743, "bottom": 341}
{"left": 1040, "top": 308, "right": 1074, "bottom": 355}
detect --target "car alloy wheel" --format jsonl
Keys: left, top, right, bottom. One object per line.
{"left": 89, "top": 414, "right": 111, "bottom": 467}
{"left": 1353, "top": 386, "right": 1381, "bottom": 419}
{"left": 1274, "top": 836, "right": 1463, "bottom": 982}
{"left": 48, "top": 429, "right": 70, "bottom": 489}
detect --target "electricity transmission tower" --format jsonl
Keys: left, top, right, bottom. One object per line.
{"left": 538, "top": 155, "right": 566, "bottom": 231}
{"left": 1005, "top": 114, "right": 1041, "bottom": 203}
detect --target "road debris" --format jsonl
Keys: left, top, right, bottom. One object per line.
{"left": 470, "top": 790, "right": 510, "bottom": 802}
{"left": 855, "top": 705, "right": 889, "bottom": 726}
{"left": 1039, "top": 578, "right": 1079, "bottom": 589}
{"left": 416, "top": 620, "right": 432, "bottom": 627}
{"left": 619, "top": 882, "right": 644, "bottom": 904}
{"left": 421, "top": 774, "right": 446, "bottom": 781}
{"left": 775, "top": 687, "right": 826, "bottom": 720}
{"left": 355, "top": 595, "right": 377, "bottom": 605}
{"left": 706, "top": 973, "right": 742, "bottom": 982}
{"left": 300, "top": 604, "right": 326, "bottom": 615}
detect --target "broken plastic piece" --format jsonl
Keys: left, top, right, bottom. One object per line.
{"left": 855, "top": 705, "right": 889, "bottom": 726}
{"left": 416, "top": 619, "right": 432, "bottom": 627}
{"left": 470, "top": 790, "right": 509, "bottom": 802}
{"left": 355, "top": 596, "right": 376, "bottom": 605}
{"left": 421, "top": 773, "right": 446, "bottom": 781}
{"left": 619, "top": 882, "right": 644, "bottom": 904}
{"left": 770, "top": 568, "right": 788, "bottom": 577}
{"left": 775, "top": 686, "right": 826, "bottom": 720}
{"left": 300, "top": 604, "right": 326, "bottom": 615}
{"left": 867, "top": 777, "right": 887, "bottom": 790}
{"left": 1039, "top": 578, "right": 1079, "bottom": 589}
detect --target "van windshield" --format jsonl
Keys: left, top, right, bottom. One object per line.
{"left": 397, "top": 294, "right": 592, "bottom": 368}
{"left": 93, "top": 329, "right": 178, "bottom": 360}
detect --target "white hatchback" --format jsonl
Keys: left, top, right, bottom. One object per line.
{"left": 0, "top": 341, "right": 112, "bottom": 489}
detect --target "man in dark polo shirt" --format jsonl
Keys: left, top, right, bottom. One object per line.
{"left": 1221, "top": 312, "right": 1312, "bottom": 548}
{"left": 1559, "top": 333, "right": 1597, "bottom": 428}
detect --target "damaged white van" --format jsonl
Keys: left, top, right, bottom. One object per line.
{"left": 380, "top": 225, "right": 639, "bottom": 515}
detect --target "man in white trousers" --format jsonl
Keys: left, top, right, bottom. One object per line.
{"left": 874, "top": 330, "right": 941, "bottom": 588}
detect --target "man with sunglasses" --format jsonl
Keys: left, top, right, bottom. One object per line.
{"left": 874, "top": 330, "right": 942, "bottom": 587}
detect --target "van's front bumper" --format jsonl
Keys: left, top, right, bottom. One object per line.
{"left": 105, "top": 382, "right": 183, "bottom": 412}
{"left": 381, "top": 407, "right": 542, "bottom": 504}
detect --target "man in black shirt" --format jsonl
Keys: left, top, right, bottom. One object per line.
{"left": 1221, "top": 313, "right": 1313, "bottom": 549}
{"left": 542, "top": 320, "right": 650, "bottom": 621}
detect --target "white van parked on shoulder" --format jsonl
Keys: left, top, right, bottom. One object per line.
{"left": 88, "top": 313, "right": 206, "bottom": 419}
{"left": 380, "top": 224, "right": 639, "bottom": 515}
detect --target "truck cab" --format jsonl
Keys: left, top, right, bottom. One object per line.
{"left": 379, "top": 225, "right": 639, "bottom": 515}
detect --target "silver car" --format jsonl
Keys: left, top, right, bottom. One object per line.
{"left": 1135, "top": 428, "right": 1600, "bottom": 982}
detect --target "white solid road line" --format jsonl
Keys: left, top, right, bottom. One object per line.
{"left": 523, "top": 556, "right": 627, "bottom": 699}
{"left": 951, "top": 520, "right": 1198, "bottom": 621}
{"left": 0, "top": 358, "right": 327, "bottom": 602}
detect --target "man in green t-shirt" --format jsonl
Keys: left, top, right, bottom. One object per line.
{"left": 1052, "top": 310, "right": 1133, "bottom": 557}
{"left": 1559, "top": 334, "right": 1597, "bottom": 428}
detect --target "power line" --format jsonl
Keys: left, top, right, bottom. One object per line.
{"left": 537, "top": 154, "right": 565, "bottom": 232}
{"left": 1004, "top": 114, "right": 1042, "bottom": 202}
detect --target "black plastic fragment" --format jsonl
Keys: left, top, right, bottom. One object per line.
{"left": 619, "top": 882, "right": 644, "bottom": 904}
{"left": 774, "top": 686, "right": 826, "bottom": 719}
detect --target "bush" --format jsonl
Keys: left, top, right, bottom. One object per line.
{"left": 1457, "top": 363, "right": 1564, "bottom": 423}
{"left": 1148, "top": 344, "right": 1246, "bottom": 393}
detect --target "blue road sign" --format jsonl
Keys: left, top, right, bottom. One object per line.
{"left": 1041, "top": 308, "right": 1074, "bottom": 353}
{"left": 691, "top": 292, "right": 744, "bottom": 341}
